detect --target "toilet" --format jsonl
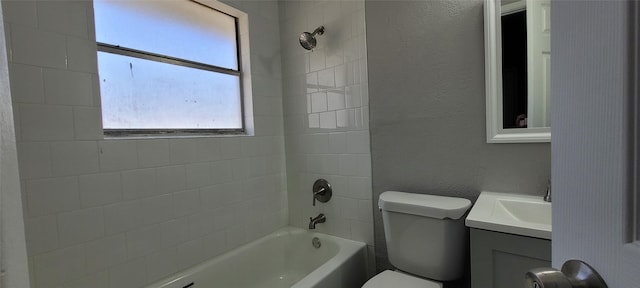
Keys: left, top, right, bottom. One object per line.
{"left": 362, "top": 191, "right": 472, "bottom": 288}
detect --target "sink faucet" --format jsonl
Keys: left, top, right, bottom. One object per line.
{"left": 543, "top": 180, "right": 551, "bottom": 202}
{"left": 309, "top": 214, "right": 326, "bottom": 229}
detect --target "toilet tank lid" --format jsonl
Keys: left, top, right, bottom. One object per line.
{"left": 378, "top": 191, "right": 472, "bottom": 220}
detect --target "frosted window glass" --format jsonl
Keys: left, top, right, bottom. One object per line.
{"left": 94, "top": 0, "right": 238, "bottom": 70}
{"left": 98, "top": 52, "right": 242, "bottom": 129}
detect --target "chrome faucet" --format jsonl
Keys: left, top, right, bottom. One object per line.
{"left": 544, "top": 180, "right": 551, "bottom": 202}
{"left": 308, "top": 214, "right": 326, "bottom": 229}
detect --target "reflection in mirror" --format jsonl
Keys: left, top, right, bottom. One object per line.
{"left": 501, "top": 1, "right": 527, "bottom": 128}
{"left": 485, "top": 0, "right": 551, "bottom": 143}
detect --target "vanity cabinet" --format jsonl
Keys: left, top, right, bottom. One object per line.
{"left": 470, "top": 228, "right": 551, "bottom": 288}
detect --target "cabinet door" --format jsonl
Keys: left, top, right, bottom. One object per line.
{"left": 470, "top": 229, "right": 550, "bottom": 288}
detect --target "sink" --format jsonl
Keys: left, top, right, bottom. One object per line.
{"left": 465, "top": 191, "right": 552, "bottom": 239}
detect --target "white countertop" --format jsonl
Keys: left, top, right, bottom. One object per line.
{"left": 465, "top": 191, "right": 552, "bottom": 240}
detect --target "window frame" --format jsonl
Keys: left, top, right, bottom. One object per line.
{"left": 95, "top": 0, "right": 246, "bottom": 137}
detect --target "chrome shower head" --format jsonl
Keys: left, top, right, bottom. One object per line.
{"left": 299, "top": 26, "right": 325, "bottom": 50}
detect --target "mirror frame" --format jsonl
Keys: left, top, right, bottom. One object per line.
{"left": 485, "top": 0, "right": 551, "bottom": 143}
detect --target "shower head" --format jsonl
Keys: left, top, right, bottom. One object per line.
{"left": 299, "top": 26, "right": 325, "bottom": 50}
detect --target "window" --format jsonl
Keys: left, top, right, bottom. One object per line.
{"left": 94, "top": 0, "right": 245, "bottom": 136}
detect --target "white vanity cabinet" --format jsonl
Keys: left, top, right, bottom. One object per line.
{"left": 470, "top": 228, "right": 551, "bottom": 288}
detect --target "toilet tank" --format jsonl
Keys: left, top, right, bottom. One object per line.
{"left": 379, "top": 191, "right": 471, "bottom": 281}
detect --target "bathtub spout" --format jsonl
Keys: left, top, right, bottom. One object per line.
{"left": 309, "top": 214, "right": 326, "bottom": 229}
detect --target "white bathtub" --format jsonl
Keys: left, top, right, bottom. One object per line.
{"left": 148, "top": 227, "right": 368, "bottom": 288}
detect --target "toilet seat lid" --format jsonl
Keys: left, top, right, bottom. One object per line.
{"left": 362, "top": 270, "right": 442, "bottom": 288}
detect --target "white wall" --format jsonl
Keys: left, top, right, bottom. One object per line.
{"left": 364, "top": 0, "right": 551, "bottom": 279}
{"left": 278, "top": 0, "right": 374, "bottom": 272}
{"left": 0, "top": 3, "right": 30, "bottom": 287}
{"left": 1, "top": 0, "right": 286, "bottom": 287}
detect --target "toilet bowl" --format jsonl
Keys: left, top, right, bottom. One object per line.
{"left": 362, "top": 270, "right": 442, "bottom": 288}
{"left": 362, "top": 191, "right": 471, "bottom": 288}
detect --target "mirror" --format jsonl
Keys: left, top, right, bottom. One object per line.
{"left": 485, "top": 0, "right": 551, "bottom": 143}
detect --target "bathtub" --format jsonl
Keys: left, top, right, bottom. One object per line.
{"left": 148, "top": 227, "right": 368, "bottom": 288}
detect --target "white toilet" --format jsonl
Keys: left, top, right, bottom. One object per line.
{"left": 362, "top": 191, "right": 472, "bottom": 288}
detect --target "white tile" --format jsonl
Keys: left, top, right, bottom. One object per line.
{"left": 327, "top": 90, "right": 345, "bottom": 111}
{"left": 212, "top": 160, "right": 235, "bottom": 183}
{"left": 356, "top": 154, "right": 371, "bottom": 177}
{"left": 338, "top": 154, "right": 358, "bottom": 176}
{"left": 26, "top": 176, "right": 79, "bottom": 217}
{"left": 195, "top": 138, "right": 221, "bottom": 162}
{"left": 336, "top": 109, "right": 349, "bottom": 128}
{"left": 334, "top": 64, "right": 347, "bottom": 88}
{"left": 306, "top": 72, "right": 318, "bottom": 93}
{"left": 160, "top": 218, "right": 190, "bottom": 248}
{"left": 64, "top": 271, "right": 109, "bottom": 288}
{"left": 67, "top": 36, "right": 98, "bottom": 73}
{"left": 249, "top": 157, "right": 267, "bottom": 177}
{"left": 43, "top": 68, "right": 93, "bottom": 106}
{"left": 218, "top": 138, "right": 241, "bottom": 160}
{"left": 104, "top": 200, "right": 143, "bottom": 235}
{"left": 57, "top": 207, "right": 104, "bottom": 247}
{"left": 346, "top": 85, "right": 362, "bottom": 108}
{"left": 10, "top": 25, "right": 67, "bottom": 69}
{"left": 10, "top": 63, "right": 44, "bottom": 103}
{"left": 50, "top": 141, "right": 100, "bottom": 176}
{"left": 308, "top": 113, "right": 320, "bottom": 128}
{"left": 309, "top": 49, "right": 326, "bottom": 72}
{"left": 73, "top": 106, "right": 102, "bottom": 140}
{"left": 136, "top": 139, "right": 170, "bottom": 168}
{"left": 108, "top": 257, "right": 148, "bottom": 288}
{"left": 188, "top": 211, "right": 215, "bottom": 239}
{"left": 310, "top": 134, "right": 329, "bottom": 154}
{"left": 202, "top": 231, "right": 227, "bottom": 259}
{"left": 169, "top": 139, "right": 198, "bottom": 164}
{"left": 156, "top": 165, "right": 186, "bottom": 195}
{"left": 240, "top": 136, "right": 261, "bottom": 157}
{"left": 185, "top": 162, "right": 211, "bottom": 189}
{"left": 176, "top": 239, "right": 205, "bottom": 270}
{"left": 328, "top": 132, "right": 347, "bottom": 154}
{"left": 346, "top": 130, "right": 370, "bottom": 154}
{"left": 17, "top": 141, "right": 52, "bottom": 179}
{"left": 311, "top": 92, "right": 327, "bottom": 113}
{"left": 320, "top": 111, "right": 337, "bottom": 129}
{"left": 20, "top": 104, "right": 74, "bottom": 141}
{"left": 348, "top": 177, "right": 372, "bottom": 200}
{"left": 79, "top": 172, "right": 122, "bottom": 207}
{"left": 125, "top": 224, "right": 162, "bottom": 259}
{"left": 146, "top": 248, "right": 178, "bottom": 282}
{"left": 34, "top": 244, "right": 86, "bottom": 287}
{"left": 98, "top": 140, "right": 138, "bottom": 172}
{"left": 36, "top": 1, "right": 88, "bottom": 38}
{"left": 26, "top": 215, "right": 59, "bottom": 255}
{"left": 173, "top": 189, "right": 200, "bottom": 218}
{"left": 122, "top": 168, "right": 157, "bottom": 200}
{"left": 1, "top": 0, "right": 37, "bottom": 26}
{"left": 225, "top": 225, "right": 247, "bottom": 250}
{"left": 84, "top": 234, "right": 127, "bottom": 274}
{"left": 141, "top": 194, "right": 174, "bottom": 225}
{"left": 318, "top": 68, "right": 335, "bottom": 88}
{"left": 350, "top": 220, "right": 374, "bottom": 245}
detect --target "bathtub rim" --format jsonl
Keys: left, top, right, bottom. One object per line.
{"left": 145, "top": 226, "right": 367, "bottom": 288}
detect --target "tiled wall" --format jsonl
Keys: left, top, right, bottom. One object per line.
{"left": 278, "top": 0, "right": 374, "bottom": 271}
{"left": 1, "top": 1, "right": 286, "bottom": 287}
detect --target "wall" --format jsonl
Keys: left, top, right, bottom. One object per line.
{"left": 1, "top": 0, "right": 286, "bottom": 287}
{"left": 278, "top": 0, "right": 374, "bottom": 273}
{"left": 364, "top": 0, "right": 551, "bottom": 279}
{"left": 0, "top": 3, "right": 31, "bottom": 286}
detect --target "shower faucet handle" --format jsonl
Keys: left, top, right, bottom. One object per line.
{"left": 312, "top": 179, "right": 332, "bottom": 206}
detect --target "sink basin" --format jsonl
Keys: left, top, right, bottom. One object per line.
{"left": 465, "top": 191, "right": 552, "bottom": 239}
